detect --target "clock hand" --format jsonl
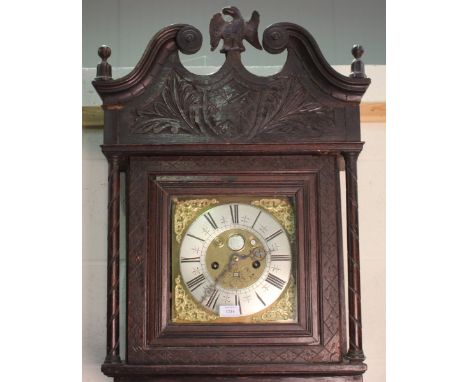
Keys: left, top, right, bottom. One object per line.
{"left": 215, "top": 253, "right": 238, "bottom": 282}
{"left": 202, "top": 248, "right": 265, "bottom": 302}
{"left": 201, "top": 253, "right": 238, "bottom": 302}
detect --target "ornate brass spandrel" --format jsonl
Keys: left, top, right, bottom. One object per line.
{"left": 173, "top": 275, "right": 218, "bottom": 322}
{"left": 173, "top": 198, "right": 219, "bottom": 243}
{"left": 251, "top": 198, "right": 295, "bottom": 239}
{"left": 252, "top": 277, "right": 296, "bottom": 322}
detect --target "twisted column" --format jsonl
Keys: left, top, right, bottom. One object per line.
{"left": 105, "top": 155, "right": 121, "bottom": 364}
{"left": 343, "top": 152, "right": 365, "bottom": 362}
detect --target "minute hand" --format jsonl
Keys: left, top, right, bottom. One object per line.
{"left": 200, "top": 253, "right": 239, "bottom": 302}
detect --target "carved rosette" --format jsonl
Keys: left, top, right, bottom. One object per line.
{"left": 132, "top": 71, "right": 334, "bottom": 140}
{"left": 251, "top": 198, "right": 295, "bottom": 240}
{"left": 262, "top": 25, "right": 289, "bottom": 54}
{"left": 173, "top": 276, "right": 217, "bottom": 322}
{"left": 173, "top": 198, "right": 219, "bottom": 243}
{"left": 252, "top": 277, "right": 296, "bottom": 322}
{"left": 176, "top": 26, "right": 202, "bottom": 55}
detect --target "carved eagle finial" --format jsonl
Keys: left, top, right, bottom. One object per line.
{"left": 209, "top": 6, "right": 262, "bottom": 53}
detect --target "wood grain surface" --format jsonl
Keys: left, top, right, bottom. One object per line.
{"left": 82, "top": 102, "right": 385, "bottom": 128}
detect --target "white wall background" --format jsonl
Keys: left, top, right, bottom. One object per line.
{"left": 82, "top": 63, "right": 385, "bottom": 382}
{"left": 83, "top": 0, "right": 386, "bottom": 68}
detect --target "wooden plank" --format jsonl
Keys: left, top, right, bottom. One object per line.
{"left": 83, "top": 106, "right": 104, "bottom": 127}
{"left": 82, "top": 102, "right": 386, "bottom": 128}
{"left": 359, "top": 102, "right": 386, "bottom": 123}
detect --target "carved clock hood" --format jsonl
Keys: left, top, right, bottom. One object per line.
{"left": 93, "top": 7, "right": 370, "bottom": 147}
{"left": 92, "top": 6, "right": 371, "bottom": 382}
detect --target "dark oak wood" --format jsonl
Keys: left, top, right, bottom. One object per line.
{"left": 102, "top": 363, "right": 367, "bottom": 380}
{"left": 209, "top": 7, "right": 262, "bottom": 53}
{"left": 96, "top": 45, "right": 113, "bottom": 81}
{"left": 105, "top": 155, "right": 122, "bottom": 364}
{"left": 128, "top": 156, "right": 335, "bottom": 358}
{"left": 343, "top": 153, "right": 365, "bottom": 362}
{"left": 350, "top": 45, "right": 366, "bottom": 79}
{"left": 92, "top": 6, "right": 371, "bottom": 382}
{"left": 82, "top": 103, "right": 386, "bottom": 128}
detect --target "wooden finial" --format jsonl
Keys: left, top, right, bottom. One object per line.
{"left": 96, "top": 45, "right": 112, "bottom": 81}
{"left": 350, "top": 44, "right": 366, "bottom": 78}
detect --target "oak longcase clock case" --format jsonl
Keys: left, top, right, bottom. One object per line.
{"left": 93, "top": 6, "right": 371, "bottom": 382}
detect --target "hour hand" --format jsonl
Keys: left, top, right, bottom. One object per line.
{"left": 213, "top": 253, "right": 237, "bottom": 284}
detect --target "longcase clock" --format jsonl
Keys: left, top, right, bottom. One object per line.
{"left": 93, "top": 6, "right": 371, "bottom": 382}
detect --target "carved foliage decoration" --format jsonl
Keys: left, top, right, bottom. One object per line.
{"left": 132, "top": 71, "right": 334, "bottom": 140}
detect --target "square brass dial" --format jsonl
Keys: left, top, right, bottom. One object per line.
{"left": 170, "top": 195, "right": 297, "bottom": 324}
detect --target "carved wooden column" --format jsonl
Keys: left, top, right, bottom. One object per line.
{"left": 105, "top": 155, "right": 121, "bottom": 364}
{"left": 343, "top": 152, "right": 365, "bottom": 362}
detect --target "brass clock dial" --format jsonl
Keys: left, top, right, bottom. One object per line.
{"left": 172, "top": 198, "right": 296, "bottom": 323}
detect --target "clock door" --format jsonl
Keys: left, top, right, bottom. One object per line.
{"left": 125, "top": 154, "right": 343, "bottom": 362}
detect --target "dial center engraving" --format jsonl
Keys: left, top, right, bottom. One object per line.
{"left": 205, "top": 228, "right": 267, "bottom": 290}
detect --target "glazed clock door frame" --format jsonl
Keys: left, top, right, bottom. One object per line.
{"left": 125, "top": 154, "right": 346, "bottom": 364}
